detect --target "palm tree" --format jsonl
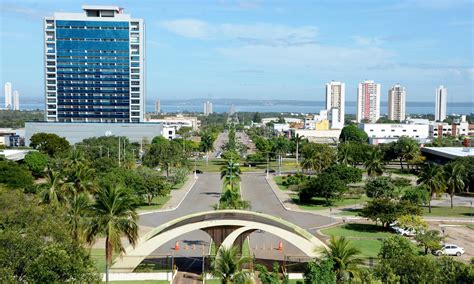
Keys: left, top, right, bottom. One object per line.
{"left": 444, "top": 163, "right": 465, "bottom": 209}
{"left": 301, "top": 156, "right": 317, "bottom": 174}
{"left": 65, "top": 192, "right": 90, "bottom": 243}
{"left": 65, "top": 165, "right": 97, "bottom": 196}
{"left": 211, "top": 245, "right": 252, "bottom": 284}
{"left": 38, "top": 168, "right": 65, "bottom": 208}
{"left": 417, "top": 163, "right": 445, "bottom": 213}
{"left": 319, "top": 236, "right": 363, "bottom": 283}
{"left": 293, "top": 134, "right": 305, "bottom": 166}
{"left": 216, "top": 189, "right": 250, "bottom": 210}
{"left": 220, "top": 160, "right": 241, "bottom": 190}
{"left": 86, "top": 184, "right": 139, "bottom": 283}
{"left": 273, "top": 137, "right": 288, "bottom": 176}
{"left": 364, "top": 149, "right": 384, "bottom": 177}
{"left": 200, "top": 132, "right": 214, "bottom": 166}
{"left": 337, "top": 142, "right": 351, "bottom": 166}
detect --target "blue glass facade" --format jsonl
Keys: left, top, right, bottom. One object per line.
{"left": 53, "top": 20, "right": 131, "bottom": 122}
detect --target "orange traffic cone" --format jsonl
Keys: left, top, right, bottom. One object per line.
{"left": 278, "top": 241, "right": 283, "bottom": 251}
{"left": 175, "top": 241, "right": 180, "bottom": 251}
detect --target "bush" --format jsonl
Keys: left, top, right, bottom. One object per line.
{"left": 324, "top": 164, "right": 363, "bottom": 184}
{"left": 365, "top": 177, "right": 396, "bottom": 199}
{"left": 282, "top": 173, "right": 308, "bottom": 187}
{"left": 24, "top": 151, "right": 49, "bottom": 178}
{"left": 391, "top": 177, "right": 411, "bottom": 187}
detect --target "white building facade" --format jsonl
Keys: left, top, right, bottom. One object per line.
{"left": 388, "top": 84, "right": 406, "bottom": 122}
{"left": 435, "top": 85, "right": 447, "bottom": 122}
{"left": 44, "top": 5, "right": 145, "bottom": 123}
{"left": 360, "top": 123, "right": 430, "bottom": 145}
{"left": 13, "top": 90, "right": 19, "bottom": 111}
{"left": 203, "top": 101, "right": 213, "bottom": 116}
{"left": 325, "top": 81, "right": 345, "bottom": 129}
{"left": 357, "top": 80, "right": 380, "bottom": 123}
{"left": 4, "top": 82, "right": 12, "bottom": 109}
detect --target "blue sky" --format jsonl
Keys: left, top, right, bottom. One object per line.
{"left": 1, "top": 0, "right": 473, "bottom": 103}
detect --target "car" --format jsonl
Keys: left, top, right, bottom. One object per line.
{"left": 194, "top": 169, "right": 203, "bottom": 174}
{"left": 434, "top": 244, "right": 465, "bottom": 256}
{"left": 264, "top": 169, "right": 276, "bottom": 173}
{"left": 397, "top": 228, "right": 417, "bottom": 237}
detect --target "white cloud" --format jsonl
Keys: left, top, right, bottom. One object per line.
{"left": 352, "top": 36, "right": 383, "bottom": 46}
{"left": 160, "top": 19, "right": 318, "bottom": 46}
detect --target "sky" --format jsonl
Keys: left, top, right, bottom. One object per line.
{"left": 0, "top": 0, "right": 473, "bottom": 103}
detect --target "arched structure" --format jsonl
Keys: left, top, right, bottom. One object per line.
{"left": 111, "top": 210, "right": 326, "bottom": 272}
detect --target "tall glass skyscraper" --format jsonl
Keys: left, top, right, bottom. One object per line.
{"left": 44, "top": 6, "right": 145, "bottom": 123}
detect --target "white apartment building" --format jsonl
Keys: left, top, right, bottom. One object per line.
{"left": 44, "top": 6, "right": 145, "bottom": 122}
{"left": 357, "top": 80, "right": 380, "bottom": 123}
{"left": 155, "top": 99, "right": 161, "bottom": 114}
{"left": 4, "top": 82, "right": 12, "bottom": 109}
{"left": 325, "top": 81, "right": 345, "bottom": 129}
{"left": 388, "top": 84, "right": 406, "bottom": 122}
{"left": 360, "top": 123, "right": 430, "bottom": 145}
{"left": 435, "top": 85, "right": 447, "bottom": 122}
{"left": 203, "top": 101, "right": 213, "bottom": 116}
{"left": 13, "top": 90, "right": 19, "bottom": 111}
{"left": 429, "top": 121, "right": 470, "bottom": 138}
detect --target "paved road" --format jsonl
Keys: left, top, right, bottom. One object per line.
{"left": 240, "top": 173, "right": 335, "bottom": 259}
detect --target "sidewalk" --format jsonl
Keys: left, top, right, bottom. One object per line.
{"left": 139, "top": 174, "right": 198, "bottom": 215}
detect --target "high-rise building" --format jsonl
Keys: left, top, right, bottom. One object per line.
{"left": 4, "top": 82, "right": 12, "bottom": 109}
{"left": 435, "top": 85, "right": 447, "bottom": 122}
{"left": 357, "top": 80, "right": 380, "bottom": 123}
{"left": 203, "top": 101, "right": 213, "bottom": 116}
{"left": 13, "top": 90, "right": 20, "bottom": 111}
{"left": 44, "top": 6, "right": 145, "bottom": 123}
{"left": 325, "top": 81, "right": 345, "bottom": 128}
{"left": 155, "top": 99, "right": 161, "bottom": 114}
{"left": 388, "top": 84, "right": 406, "bottom": 122}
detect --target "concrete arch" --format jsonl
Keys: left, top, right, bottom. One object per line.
{"left": 111, "top": 210, "right": 326, "bottom": 272}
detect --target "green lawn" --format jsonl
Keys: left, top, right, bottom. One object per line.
{"left": 292, "top": 194, "right": 369, "bottom": 211}
{"left": 110, "top": 281, "right": 169, "bottom": 284}
{"left": 422, "top": 206, "right": 474, "bottom": 218}
{"left": 321, "top": 223, "right": 392, "bottom": 239}
{"left": 273, "top": 176, "right": 288, "bottom": 190}
{"left": 195, "top": 159, "right": 227, "bottom": 172}
{"left": 90, "top": 248, "right": 117, "bottom": 273}
{"left": 321, "top": 223, "right": 390, "bottom": 258}
{"left": 137, "top": 195, "right": 171, "bottom": 211}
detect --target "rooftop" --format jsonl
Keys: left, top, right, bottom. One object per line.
{"left": 422, "top": 147, "right": 474, "bottom": 159}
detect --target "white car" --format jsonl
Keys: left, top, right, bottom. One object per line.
{"left": 434, "top": 244, "right": 465, "bottom": 256}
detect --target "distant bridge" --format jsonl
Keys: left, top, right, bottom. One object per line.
{"left": 111, "top": 210, "right": 326, "bottom": 272}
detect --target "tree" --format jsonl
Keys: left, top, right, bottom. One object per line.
{"left": 273, "top": 136, "right": 288, "bottom": 176}
{"left": 256, "top": 262, "right": 289, "bottom": 284}
{"left": 300, "top": 143, "right": 336, "bottom": 174}
{"left": 0, "top": 190, "right": 98, "bottom": 282}
{"left": 319, "top": 236, "right": 363, "bottom": 283}
{"left": 444, "top": 163, "right": 465, "bottom": 208}
{"left": 360, "top": 199, "right": 422, "bottom": 228}
{"left": 301, "top": 173, "right": 347, "bottom": 205}
{"left": 220, "top": 160, "right": 241, "bottom": 190}
{"left": 38, "top": 168, "right": 65, "bottom": 208}
{"left": 415, "top": 230, "right": 444, "bottom": 255}
{"left": 392, "top": 137, "right": 420, "bottom": 169}
{"left": 64, "top": 164, "right": 97, "bottom": 196}
{"left": 417, "top": 163, "right": 445, "bottom": 213}
{"left": 24, "top": 151, "right": 49, "bottom": 178}
{"left": 210, "top": 245, "right": 252, "bottom": 284}
{"left": 144, "top": 138, "right": 187, "bottom": 176}
{"left": 365, "top": 177, "right": 396, "bottom": 199}
{"left": 200, "top": 131, "right": 215, "bottom": 165}
{"left": 364, "top": 148, "right": 384, "bottom": 177}
{"left": 217, "top": 189, "right": 250, "bottom": 210}
{"left": 452, "top": 156, "right": 474, "bottom": 192}
{"left": 303, "top": 259, "right": 336, "bottom": 284}
{"left": 86, "top": 185, "right": 139, "bottom": 283}
{"left": 0, "top": 159, "right": 34, "bottom": 189}
{"left": 30, "top": 133, "right": 70, "bottom": 157}
{"left": 401, "top": 186, "right": 428, "bottom": 205}
{"left": 396, "top": 214, "right": 428, "bottom": 232}
{"left": 293, "top": 133, "right": 305, "bottom": 167}
{"left": 339, "top": 125, "right": 368, "bottom": 143}
{"left": 253, "top": 112, "right": 262, "bottom": 123}
{"left": 65, "top": 193, "right": 90, "bottom": 243}
{"left": 136, "top": 167, "right": 171, "bottom": 206}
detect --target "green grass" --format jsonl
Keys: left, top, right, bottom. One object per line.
{"left": 273, "top": 176, "right": 288, "bottom": 190}
{"left": 349, "top": 239, "right": 383, "bottom": 258}
{"left": 292, "top": 194, "right": 369, "bottom": 211}
{"left": 110, "top": 281, "right": 169, "bottom": 284}
{"left": 321, "top": 223, "right": 392, "bottom": 239}
{"left": 195, "top": 159, "right": 227, "bottom": 172}
{"left": 321, "top": 223, "right": 388, "bottom": 259}
{"left": 171, "top": 176, "right": 188, "bottom": 190}
{"left": 205, "top": 280, "right": 221, "bottom": 284}
{"left": 137, "top": 195, "right": 171, "bottom": 211}
{"left": 422, "top": 206, "right": 474, "bottom": 218}
{"left": 90, "top": 248, "right": 117, "bottom": 273}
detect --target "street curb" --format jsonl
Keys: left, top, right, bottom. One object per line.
{"left": 264, "top": 175, "right": 293, "bottom": 211}
{"left": 138, "top": 176, "right": 198, "bottom": 216}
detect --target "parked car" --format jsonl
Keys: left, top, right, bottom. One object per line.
{"left": 264, "top": 169, "right": 276, "bottom": 173}
{"left": 434, "top": 244, "right": 465, "bottom": 256}
{"left": 194, "top": 169, "right": 203, "bottom": 174}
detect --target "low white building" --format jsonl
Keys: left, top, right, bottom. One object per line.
{"left": 146, "top": 115, "right": 199, "bottom": 131}
{"left": 25, "top": 122, "right": 175, "bottom": 146}
{"left": 261, "top": 117, "right": 303, "bottom": 124}
{"left": 429, "top": 121, "right": 470, "bottom": 139}
{"left": 294, "top": 129, "right": 341, "bottom": 144}
{"left": 359, "top": 123, "right": 430, "bottom": 145}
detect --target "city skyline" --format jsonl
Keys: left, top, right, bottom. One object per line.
{"left": 1, "top": 1, "right": 473, "bottom": 103}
